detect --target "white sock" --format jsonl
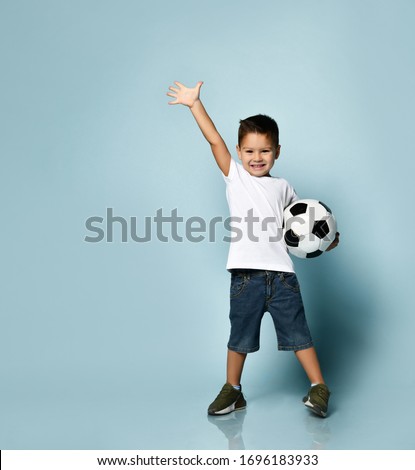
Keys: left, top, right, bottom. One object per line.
{"left": 232, "top": 384, "right": 241, "bottom": 391}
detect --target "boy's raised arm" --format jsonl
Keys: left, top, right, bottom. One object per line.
{"left": 167, "top": 81, "right": 231, "bottom": 176}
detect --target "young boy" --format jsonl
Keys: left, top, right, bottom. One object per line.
{"left": 167, "top": 81, "right": 339, "bottom": 418}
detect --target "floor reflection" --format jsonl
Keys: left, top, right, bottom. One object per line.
{"left": 208, "top": 407, "right": 332, "bottom": 450}
{"left": 304, "top": 412, "right": 331, "bottom": 449}
{"left": 208, "top": 409, "right": 247, "bottom": 450}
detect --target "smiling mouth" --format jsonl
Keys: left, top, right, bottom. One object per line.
{"left": 250, "top": 163, "right": 266, "bottom": 169}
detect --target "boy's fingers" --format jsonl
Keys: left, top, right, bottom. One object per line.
{"left": 166, "top": 91, "right": 178, "bottom": 104}
{"left": 325, "top": 233, "right": 340, "bottom": 251}
{"left": 167, "top": 80, "right": 203, "bottom": 104}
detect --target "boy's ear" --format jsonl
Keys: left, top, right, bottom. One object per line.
{"left": 274, "top": 145, "right": 281, "bottom": 160}
{"left": 236, "top": 144, "right": 242, "bottom": 160}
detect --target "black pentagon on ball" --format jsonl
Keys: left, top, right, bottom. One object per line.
{"left": 319, "top": 201, "right": 332, "bottom": 213}
{"left": 312, "top": 219, "right": 330, "bottom": 239}
{"left": 306, "top": 250, "right": 324, "bottom": 258}
{"left": 289, "top": 202, "right": 308, "bottom": 216}
{"left": 284, "top": 229, "right": 300, "bottom": 247}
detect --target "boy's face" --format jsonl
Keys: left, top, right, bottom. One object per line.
{"left": 236, "top": 132, "right": 280, "bottom": 177}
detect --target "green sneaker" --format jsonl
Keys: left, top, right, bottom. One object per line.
{"left": 208, "top": 383, "right": 247, "bottom": 416}
{"left": 303, "top": 384, "right": 330, "bottom": 417}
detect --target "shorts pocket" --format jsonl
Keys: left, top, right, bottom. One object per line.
{"left": 279, "top": 272, "right": 300, "bottom": 293}
{"left": 230, "top": 273, "right": 250, "bottom": 298}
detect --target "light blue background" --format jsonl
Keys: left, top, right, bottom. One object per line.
{"left": 1, "top": 0, "right": 414, "bottom": 450}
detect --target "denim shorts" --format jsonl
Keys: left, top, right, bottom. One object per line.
{"left": 227, "top": 269, "right": 313, "bottom": 353}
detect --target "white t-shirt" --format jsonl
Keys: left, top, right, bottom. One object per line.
{"left": 222, "top": 158, "right": 298, "bottom": 272}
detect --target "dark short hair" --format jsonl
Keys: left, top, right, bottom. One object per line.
{"left": 238, "top": 114, "right": 279, "bottom": 148}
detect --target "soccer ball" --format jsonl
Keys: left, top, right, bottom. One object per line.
{"left": 283, "top": 199, "right": 337, "bottom": 258}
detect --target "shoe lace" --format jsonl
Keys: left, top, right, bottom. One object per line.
{"left": 216, "top": 385, "right": 238, "bottom": 400}
{"left": 313, "top": 386, "right": 329, "bottom": 401}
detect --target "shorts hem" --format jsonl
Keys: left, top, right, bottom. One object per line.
{"left": 278, "top": 341, "right": 314, "bottom": 352}
{"left": 227, "top": 344, "right": 259, "bottom": 354}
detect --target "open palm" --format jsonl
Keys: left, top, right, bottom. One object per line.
{"left": 167, "top": 81, "right": 203, "bottom": 107}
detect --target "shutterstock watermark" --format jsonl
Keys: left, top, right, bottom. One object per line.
{"left": 84, "top": 207, "right": 327, "bottom": 243}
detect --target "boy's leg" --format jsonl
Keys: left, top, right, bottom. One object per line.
{"left": 208, "top": 350, "right": 247, "bottom": 416}
{"left": 227, "top": 349, "right": 247, "bottom": 385}
{"left": 208, "top": 271, "right": 264, "bottom": 416}
{"left": 223, "top": 347, "right": 329, "bottom": 416}
{"left": 294, "top": 346, "right": 325, "bottom": 384}
{"left": 295, "top": 347, "right": 330, "bottom": 417}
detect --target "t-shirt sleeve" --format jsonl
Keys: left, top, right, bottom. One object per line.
{"left": 221, "top": 158, "right": 237, "bottom": 182}
{"left": 285, "top": 183, "right": 299, "bottom": 208}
